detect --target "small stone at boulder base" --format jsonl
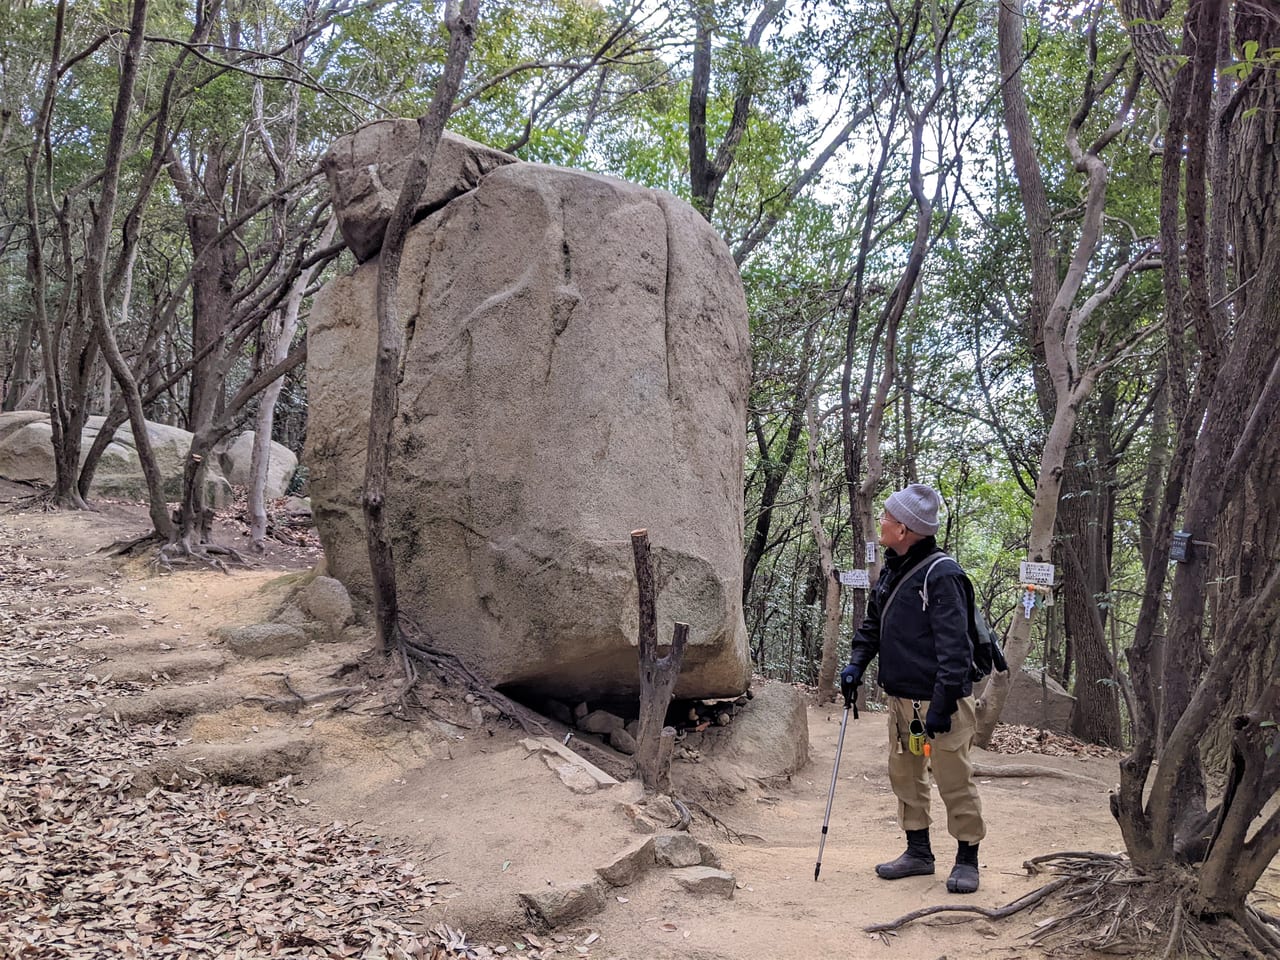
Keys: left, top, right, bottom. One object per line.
{"left": 578, "top": 709, "right": 625, "bottom": 735}
{"left": 697, "top": 840, "right": 721, "bottom": 868}
{"left": 517, "top": 880, "right": 607, "bottom": 926}
{"left": 595, "top": 837, "right": 655, "bottom": 887}
{"left": 653, "top": 833, "right": 700, "bottom": 868}
{"left": 609, "top": 728, "right": 637, "bottom": 755}
{"left": 300, "top": 576, "right": 354, "bottom": 640}
{"left": 216, "top": 623, "right": 309, "bottom": 659}
{"left": 671, "top": 866, "right": 735, "bottom": 898}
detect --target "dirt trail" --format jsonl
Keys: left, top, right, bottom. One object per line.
{"left": 4, "top": 494, "right": 1274, "bottom": 959}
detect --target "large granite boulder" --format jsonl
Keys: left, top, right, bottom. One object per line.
{"left": 322, "top": 122, "right": 516, "bottom": 262}
{"left": 307, "top": 144, "right": 751, "bottom": 701}
{"left": 673, "top": 682, "right": 810, "bottom": 796}
{"left": 997, "top": 665, "right": 1076, "bottom": 735}
{"left": 0, "top": 412, "right": 231, "bottom": 506}
{"left": 215, "top": 430, "right": 298, "bottom": 498}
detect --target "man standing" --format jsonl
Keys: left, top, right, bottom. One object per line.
{"left": 839, "top": 483, "right": 984, "bottom": 894}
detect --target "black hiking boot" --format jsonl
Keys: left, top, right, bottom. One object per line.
{"left": 947, "top": 840, "right": 980, "bottom": 893}
{"left": 875, "top": 828, "right": 935, "bottom": 879}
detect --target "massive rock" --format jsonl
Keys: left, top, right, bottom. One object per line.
{"left": 998, "top": 665, "right": 1076, "bottom": 735}
{"left": 307, "top": 141, "right": 751, "bottom": 701}
{"left": 214, "top": 430, "right": 298, "bottom": 498}
{"left": 0, "top": 412, "right": 231, "bottom": 506}
{"left": 321, "top": 122, "right": 516, "bottom": 262}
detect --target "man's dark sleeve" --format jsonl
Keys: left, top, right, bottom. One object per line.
{"left": 927, "top": 567, "right": 971, "bottom": 707}
{"left": 848, "top": 584, "right": 883, "bottom": 675}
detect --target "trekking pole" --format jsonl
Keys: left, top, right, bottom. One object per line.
{"left": 814, "top": 685, "right": 858, "bottom": 881}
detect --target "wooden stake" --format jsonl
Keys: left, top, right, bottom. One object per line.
{"left": 631, "top": 529, "right": 688, "bottom": 794}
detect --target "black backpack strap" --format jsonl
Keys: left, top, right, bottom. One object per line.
{"left": 880, "top": 550, "right": 947, "bottom": 620}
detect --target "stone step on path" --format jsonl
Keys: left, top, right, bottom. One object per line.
{"left": 521, "top": 827, "right": 736, "bottom": 929}
{"left": 104, "top": 678, "right": 245, "bottom": 724}
{"left": 135, "top": 733, "right": 316, "bottom": 790}
{"left": 99, "top": 648, "right": 229, "bottom": 683}
{"left": 521, "top": 736, "right": 620, "bottom": 794}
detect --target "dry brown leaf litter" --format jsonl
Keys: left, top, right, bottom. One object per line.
{"left": 986, "top": 722, "right": 1124, "bottom": 759}
{"left": 1, "top": 538, "right": 473, "bottom": 959}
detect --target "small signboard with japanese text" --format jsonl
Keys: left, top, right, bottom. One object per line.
{"left": 840, "top": 569, "right": 871, "bottom": 589}
{"left": 1019, "top": 561, "right": 1055, "bottom": 586}
{"left": 865, "top": 541, "right": 878, "bottom": 564}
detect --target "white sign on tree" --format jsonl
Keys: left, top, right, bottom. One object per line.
{"left": 840, "top": 569, "right": 871, "bottom": 589}
{"left": 1019, "top": 561, "right": 1055, "bottom": 586}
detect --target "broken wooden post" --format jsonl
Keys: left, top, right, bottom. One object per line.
{"left": 631, "top": 529, "right": 688, "bottom": 794}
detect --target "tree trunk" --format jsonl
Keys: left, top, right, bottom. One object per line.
{"left": 81, "top": 0, "right": 173, "bottom": 538}
{"left": 631, "top": 530, "right": 688, "bottom": 795}
{"left": 365, "top": 0, "right": 480, "bottom": 649}
{"left": 980, "top": 0, "right": 1142, "bottom": 745}
{"left": 1059, "top": 402, "right": 1123, "bottom": 747}
{"left": 807, "top": 396, "right": 843, "bottom": 703}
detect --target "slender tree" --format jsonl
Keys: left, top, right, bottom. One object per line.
{"left": 365, "top": 0, "right": 481, "bottom": 650}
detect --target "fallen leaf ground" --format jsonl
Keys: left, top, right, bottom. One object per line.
{"left": 0, "top": 528, "right": 465, "bottom": 959}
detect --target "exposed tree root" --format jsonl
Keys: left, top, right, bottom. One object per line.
{"left": 1241, "top": 906, "right": 1280, "bottom": 956}
{"left": 101, "top": 530, "right": 259, "bottom": 571}
{"left": 155, "top": 538, "right": 257, "bottom": 573}
{"left": 866, "top": 850, "right": 1273, "bottom": 958}
{"left": 684, "top": 799, "right": 766, "bottom": 845}
{"left": 865, "top": 875, "right": 1070, "bottom": 933}
{"left": 243, "top": 674, "right": 361, "bottom": 713}
{"left": 0, "top": 484, "right": 51, "bottom": 513}
{"left": 102, "top": 530, "right": 166, "bottom": 556}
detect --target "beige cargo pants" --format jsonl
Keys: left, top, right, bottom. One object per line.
{"left": 886, "top": 695, "right": 986, "bottom": 843}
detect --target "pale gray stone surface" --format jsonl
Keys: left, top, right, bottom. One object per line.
{"left": 517, "top": 880, "right": 607, "bottom": 926}
{"left": 300, "top": 575, "right": 354, "bottom": 640}
{"left": 595, "top": 837, "right": 654, "bottom": 887}
{"left": 652, "top": 832, "right": 701, "bottom": 868}
{"left": 307, "top": 155, "right": 751, "bottom": 701}
{"left": 0, "top": 412, "right": 231, "bottom": 506}
{"left": 999, "top": 665, "right": 1076, "bottom": 734}
{"left": 215, "top": 431, "right": 298, "bottom": 497}
{"left": 322, "top": 123, "right": 516, "bottom": 262}
{"left": 674, "top": 682, "right": 810, "bottom": 796}
{"left": 608, "top": 727, "right": 637, "bottom": 755}
{"left": 578, "top": 709, "right": 625, "bottom": 735}
{"left": 697, "top": 840, "right": 722, "bottom": 868}
{"left": 217, "top": 623, "right": 309, "bottom": 659}
{"left": 671, "top": 866, "right": 735, "bottom": 897}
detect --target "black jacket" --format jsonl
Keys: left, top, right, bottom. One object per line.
{"left": 848, "top": 536, "right": 973, "bottom": 706}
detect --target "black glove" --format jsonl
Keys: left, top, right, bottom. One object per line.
{"left": 839, "top": 664, "right": 862, "bottom": 702}
{"left": 925, "top": 685, "right": 962, "bottom": 737}
{"left": 831, "top": 568, "right": 841, "bottom": 583}
{"left": 924, "top": 701, "right": 951, "bottom": 737}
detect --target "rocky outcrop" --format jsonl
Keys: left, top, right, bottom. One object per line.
{"left": 673, "top": 682, "right": 810, "bottom": 795}
{"left": 322, "top": 123, "right": 516, "bottom": 262}
{"left": 999, "top": 665, "right": 1076, "bottom": 734}
{"left": 307, "top": 138, "right": 752, "bottom": 702}
{"left": 0, "top": 412, "right": 231, "bottom": 506}
{"left": 214, "top": 431, "right": 298, "bottom": 498}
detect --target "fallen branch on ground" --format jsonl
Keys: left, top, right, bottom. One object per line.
{"left": 972, "top": 761, "right": 1109, "bottom": 786}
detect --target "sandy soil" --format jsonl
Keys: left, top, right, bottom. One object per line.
{"left": 3, "top": 488, "right": 1276, "bottom": 960}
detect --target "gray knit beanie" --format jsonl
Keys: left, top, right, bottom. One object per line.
{"left": 884, "top": 483, "right": 942, "bottom": 536}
